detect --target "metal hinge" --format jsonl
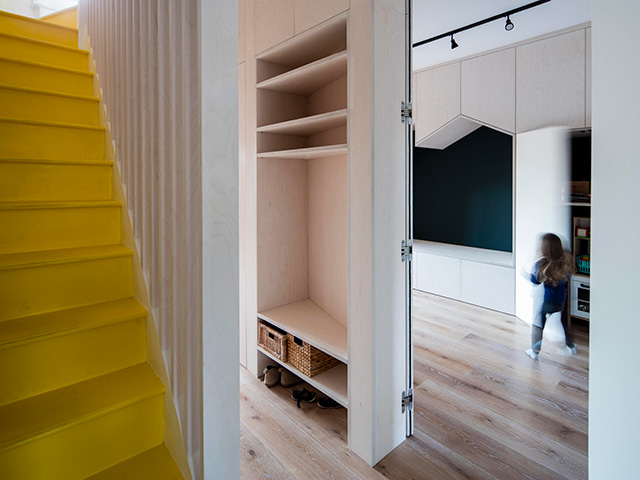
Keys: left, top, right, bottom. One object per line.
{"left": 401, "top": 389, "right": 413, "bottom": 413}
{"left": 401, "top": 101, "right": 412, "bottom": 124}
{"left": 401, "top": 239, "right": 413, "bottom": 262}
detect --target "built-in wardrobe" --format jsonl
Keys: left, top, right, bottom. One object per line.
{"left": 238, "top": 0, "right": 409, "bottom": 466}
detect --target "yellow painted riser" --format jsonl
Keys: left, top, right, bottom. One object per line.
{"left": 40, "top": 8, "right": 78, "bottom": 30}
{"left": 0, "top": 206, "right": 121, "bottom": 254}
{"left": 86, "top": 445, "right": 184, "bottom": 480}
{"left": 0, "top": 87, "right": 98, "bottom": 126}
{"left": 0, "top": 34, "right": 87, "bottom": 71}
{"left": 0, "top": 12, "right": 77, "bottom": 48}
{"left": 0, "top": 121, "right": 104, "bottom": 160}
{"left": 0, "top": 58, "right": 93, "bottom": 96}
{"left": 0, "top": 256, "right": 132, "bottom": 321}
{"left": 0, "top": 318, "right": 146, "bottom": 407}
{"left": 0, "top": 396, "right": 164, "bottom": 480}
{"left": 0, "top": 162, "right": 112, "bottom": 201}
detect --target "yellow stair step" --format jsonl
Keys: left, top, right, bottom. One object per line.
{"left": 0, "top": 84, "right": 98, "bottom": 125}
{"left": 0, "top": 56, "right": 94, "bottom": 96}
{"left": 86, "top": 444, "right": 184, "bottom": 480}
{"left": 0, "top": 31, "right": 88, "bottom": 70}
{"left": 0, "top": 298, "right": 147, "bottom": 406}
{"left": 0, "top": 363, "right": 165, "bottom": 480}
{"left": 0, "top": 245, "right": 133, "bottom": 321}
{"left": 0, "top": 10, "right": 78, "bottom": 48}
{"left": 0, "top": 117, "right": 105, "bottom": 161}
{"left": 0, "top": 158, "right": 112, "bottom": 202}
{"left": 0, "top": 200, "right": 121, "bottom": 254}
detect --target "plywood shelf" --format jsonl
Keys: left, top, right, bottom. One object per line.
{"left": 257, "top": 109, "right": 347, "bottom": 136}
{"left": 257, "top": 51, "right": 347, "bottom": 96}
{"left": 257, "top": 346, "right": 348, "bottom": 408}
{"left": 257, "top": 144, "right": 347, "bottom": 160}
{"left": 258, "top": 298, "right": 347, "bottom": 363}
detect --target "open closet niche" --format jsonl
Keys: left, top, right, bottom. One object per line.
{"left": 255, "top": 14, "right": 348, "bottom": 407}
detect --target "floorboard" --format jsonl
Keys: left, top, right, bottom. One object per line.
{"left": 240, "top": 290, "right": 589, "bottom": 479}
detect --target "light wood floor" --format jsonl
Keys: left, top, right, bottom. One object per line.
{"left": 240, "top": 291, "right": 589, "bottom": 479}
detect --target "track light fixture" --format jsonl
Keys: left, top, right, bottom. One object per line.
{"left": 413, "top": 0, "right": 551, "bottom": 50}
{"left": 505, "top": 15, "right": 514, "bottom": 31}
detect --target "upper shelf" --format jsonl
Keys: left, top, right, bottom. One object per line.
{"left": 256, "top": 13, "right": 347, "bottom": 71}
{"left": 258, "top": 298, "right": 347, "bottom": 364}
{"left": 257, "top": 144, "right": 347, "bottom": 160}
{"left": 257, "top": 51, "right": 347, "bottom": 97}
{"left": 257, "top": 109, "right": 347, "bottom": 136}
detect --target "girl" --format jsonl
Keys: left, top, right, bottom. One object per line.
{"left": 526, "top": 233, "right": 577, "bottom": 360}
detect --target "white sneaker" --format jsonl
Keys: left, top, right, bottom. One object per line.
{"left": 566, "top": 344, "right": 577, "bottom": 355}
{"left": 526, "top": 349, "right": 539, "bottom": 360}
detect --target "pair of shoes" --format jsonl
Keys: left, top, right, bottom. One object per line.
{"left": 263, "top": 366, "right": 303, "bottom": 388}
{"left": 566, "top": 343, "right": 578, "bottom": 355}
{"left": 291, "top": 387, "right": 317, "bottom": 408}
{"left": 525, "top": 348, "right": 539, "bottom": 361}
{"left": 263, "top": 365, "right": 280, "bottom": 387}
{"left": 317, "top": 396, "right": 341, "bottom": 409}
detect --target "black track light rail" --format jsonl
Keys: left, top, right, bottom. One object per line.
{"left": 413, "top": 0, "right": 551, "bottom": 49}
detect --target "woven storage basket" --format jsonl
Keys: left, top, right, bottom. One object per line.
{"left": 286, "top": 333, "right": 339, "bottom": 377}
{"left": 258, "top": 322, "right": 287, "bottom": 361}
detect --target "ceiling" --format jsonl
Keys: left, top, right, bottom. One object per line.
{"left": 413, "top": 0, "right": 591, "bottom": 71}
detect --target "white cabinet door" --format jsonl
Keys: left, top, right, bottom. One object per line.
{"left": 516, "top": 30, "right": 586, "bottom": 133}
{"left": 414, "top": 252, "right": 461, "bottom": 300}
{"left": 461, "top": 261, "right": 515, "bottom": 314}
{"left": 515, "top": 127, "right": 571, "bottom": 324}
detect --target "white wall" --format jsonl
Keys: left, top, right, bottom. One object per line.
{"left": 590, "top": 1, "right": 640, "bottom": 477}
{"left": 0, "top": 0, "right": 78, "bottom": 18}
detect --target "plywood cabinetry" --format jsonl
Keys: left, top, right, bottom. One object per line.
{"left": 516, "top": 29, "right": 586, "bottom": 133}
{"left": 461, "top": 48, "right": 516, "bottom": 133}
{"left": 416, "top": 62, "right": 459, "bottom": 141}
{"left": 294, "top": 0, "right": 349, "bottom": 35}
{"left": 255, "top": 13, "right": 348, "bottom": 406}
{"left": 253, "top": 0, "right": 295, "bottom": 55}
{"left": 243, "top": 2, "right": 408, "bottom": 465}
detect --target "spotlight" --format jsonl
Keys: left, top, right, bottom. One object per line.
{"left": 505, "top": 15, "right": 514, "bottom": 31}
{"left": 450, "top": 35, "right": 459, "bottom": 49}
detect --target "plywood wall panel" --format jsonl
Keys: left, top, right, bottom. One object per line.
{"left": 585, "top": 27, "right": 591, "bottom": 128}
{"left": 257, "top": 158, "right": 309, "bottom": 312}
{"left": 84, "top": 1, "right": 239, "bottom": 478}
{"left": 254, "top": 0, "right": 294, "bottom": 55}
{"left": 308, "top": 155, "right": 347, "bottom": 327}
{"left": 294, "top": 0, "right": 349, "bottom": 35}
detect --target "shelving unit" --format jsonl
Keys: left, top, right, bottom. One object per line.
{"left": 255, "top": 14, "right": 349, "bottom": 408}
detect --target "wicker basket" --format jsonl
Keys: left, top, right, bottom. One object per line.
{"left": 286, "top": 333, "right": 339, "bottom": 377}
{"left": 258, "top": 322, "right": 287, "bottom": 362}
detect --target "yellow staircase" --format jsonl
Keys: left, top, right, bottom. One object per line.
{"left": 0, "top": 10, "right": 185, "bottom": 479}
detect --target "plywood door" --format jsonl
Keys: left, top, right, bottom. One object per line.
{"left": 415, "top": 62, "right": 460, "bottom": 144}
{"left": 514, "top": 127, "right": 571, "bottom": 324}
{"left": 516, "top": 30, "right": 586, "bottom": 133}
{"left": 461, "top": 48, "right": 516, "bottom": 133}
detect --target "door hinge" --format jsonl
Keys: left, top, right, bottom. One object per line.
{"left": 401, "top": 239, "right": 413, "bottom": 262}
{"left": 401, "top": 389, "right": 413, "bottom": 414}
{"left": 401, "top": 101, "right": 412, "bottom": 124}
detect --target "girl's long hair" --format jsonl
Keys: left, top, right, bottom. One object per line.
{"left": 537, "top": 233, "right": 575, "bottom": 286}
